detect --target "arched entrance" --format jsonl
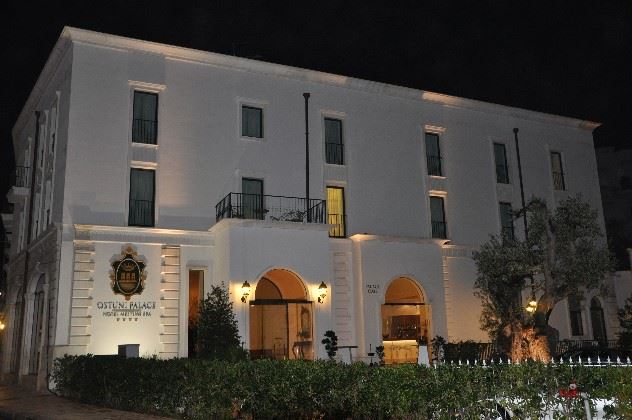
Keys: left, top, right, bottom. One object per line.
{"left": 249, "top": 269, "right": 313, "bottom": 360}
{"left": 381, "top": 277, "right": 430, "bottom": 364}
{"left": 590, "top": 297, "right": 607, "bottom": 344}
{"left": 28, "top": 275, "right": 46, "bottom": 375}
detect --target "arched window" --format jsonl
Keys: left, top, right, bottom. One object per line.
{"left": 590, "top": 297, "right": 607, "bottom": 344}
{"left": 568, "top": 295, "right": 583, "bottom": 336}
{"left": 28, "top": 275, "right": 45, "bottom": 375}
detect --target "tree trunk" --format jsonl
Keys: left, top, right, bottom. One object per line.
{"left": 510, "top": 325, "right": 552, "bottom": 362}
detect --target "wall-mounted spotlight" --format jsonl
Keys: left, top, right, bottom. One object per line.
{"left": 525, "top": 293, "right": 537, "bottom": 313}
{"left": 241, "top": 281, "right": 251, "bottom": 303}
{"left": 317, "top": 281, "right": 327, "bottom": 304}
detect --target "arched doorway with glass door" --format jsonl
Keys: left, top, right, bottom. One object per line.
{"left": 381, "top": 277, "right": 430, "bottom": 364}
{"left": 249, "top": 269, "right": 314, "bottom": 360}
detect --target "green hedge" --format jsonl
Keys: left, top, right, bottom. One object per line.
{"left": 53, "top": 356, "right": 632, "bottom": 419}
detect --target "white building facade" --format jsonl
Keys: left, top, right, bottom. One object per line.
{"left": 2, "top": 27, "right": 621, "bottom": 389}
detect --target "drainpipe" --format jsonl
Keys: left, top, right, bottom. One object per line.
{"left": 303, "top": 93, "right": 311, "bottom": 222}
{"left": 513, "top": 128, "right": 528, "bottom": 240}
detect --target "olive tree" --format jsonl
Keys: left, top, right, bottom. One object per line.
{"left": 474, "top": 195, "right": 614, "bottom": 361}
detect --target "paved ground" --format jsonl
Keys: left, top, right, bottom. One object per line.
{"left": 0, "top": 385, "right": 173, "bottom": 419}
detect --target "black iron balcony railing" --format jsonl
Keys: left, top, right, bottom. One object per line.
{"left": 431, "top": 220, "right": 447, "bottom": 239}
{"left": 501, "top": 226, "right": 515, "bottom": 242}
{"left": 426, "top": 155, "right": 442, "bottom": 176}
{"left": 129, "top": 199, "right": 155, "bottom": 227}
{"left": 132, "top": 118, "right": 157, "bottom": 144}
{"left": 11, "top": 166, "right": 30, "bottom": 188}
{"left": 496, "top": 164, "right": 509, "bottom": 184}
{"left": 327, "top": 213, "right": 346, "bottom": 238}
{"left": 552, "top": 171, "right": 565, "bottom": 190}
{"left": 325, "top": 142, "right": 344, "bottom": 165}
{"left": 216, "top": 193, "right": 326, "bottom": 224}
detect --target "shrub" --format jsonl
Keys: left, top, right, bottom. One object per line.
{"left": 53, "top": 356, "right": 632, "bottom": 419}
{"left": 196, "top": 284, "right": 246, "bottom": 361}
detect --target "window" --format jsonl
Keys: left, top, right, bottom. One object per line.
{"left": 494, "top": 143, "right": 510, "bottom": 184}
{"left": 550, "top": 152, "right": 565, "bottom": 190}
{"left": 325, "top": 118, "right": 344, "bottom": 165}
{"left": 425, "top": 132, "right": 442, "bottom": 176}
{"left": 590, "top": 297, "right": 607, "bottom": 343}
{"left": 132, "top": 91, "right": 158, "bottom": 144}
{"left": 430, "top": 196, "right": 447, "bottom": 239}
{"left": 499, "top": 202, "right": 514, "bottom": 241}
{"left": 327, "top": 186, "right": 346, "bottom": 237}
{"left": 568, "top": 295, "right": 583, "bottom": 336}
{"left": 129, "top": 168, "right": 155, "bottom": 227}
{"left": 241, "top": 105, "right": 263, "bottom": 138}
{"left": 241, "top": 178, "right": 264, "bottom": 220}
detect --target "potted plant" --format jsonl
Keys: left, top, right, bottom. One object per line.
{"left": 321, "top": 330, "right": 338, "bottom": 361}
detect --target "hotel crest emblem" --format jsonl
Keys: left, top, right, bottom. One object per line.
{"left": 110, "top": 245, "right": 147, "bottom": 300}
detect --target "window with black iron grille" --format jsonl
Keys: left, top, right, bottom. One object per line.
{"left": 494, "top": 143, "right": 510, "bottom": 184}
{"left": 499, "top": 202, "right": 514, "bottom": 241}
{"left": 132, "top": 91, "right": 158, "bottom": 144}
{"left": 325, "top": 118, "right": 344, "bottom": 165}
{"left": 242, "top": 105, "right": 263, "bottom": 138}
{"left": 129, "top": 168, "right": 155, "bottom": 227}
{"left": 425, "top": 133, "right": 442, "bottom": 176}
{"left": 430, "top": 196, "right": 447, "bottom": 239}
{"left": 550, "top": 152, "right": 565, "bottom": 190}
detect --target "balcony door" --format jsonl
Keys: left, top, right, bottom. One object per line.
{"left": 327, "top": 186, "right": 346, "bottom": 237}
{"left": 242, "top": 178, "right": 264, "bottom": 220}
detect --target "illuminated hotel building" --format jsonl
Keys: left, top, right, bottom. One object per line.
{"left": 2, "top": 27, "right": 623, "bottom": 389}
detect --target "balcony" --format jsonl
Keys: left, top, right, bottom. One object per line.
{"left": 128, "top": 199, "right": 155, "bottom": 227}
{"left": 325, "top": 142, "right": 344, "bottom": 165}
{"left": 431, "top": 221, "right": 447, "bottom": 239}
{"left": 132, "top": 118, "right": 157, "bottom": 145}
{"left": 216, "top": 193, "right": 326, "bottom": 224}
{"left": 426, "top": 155, "right": 442, "bottom": 176}
{"left": 11, "top": 166, "right": 30, "bottom": 188}
{"left": 7, "top": 166, "right": 30, "bottom": 203}
{"left": 552, "top": 171, "right": 565, "bottom": 190}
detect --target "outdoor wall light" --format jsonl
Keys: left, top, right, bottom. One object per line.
{"left": 241, "top": 281, "right": 251, "bottom": 303}
{"left": 0, "top": 320, "right": 5, "bottom": 331}
{"left": 317, "top": 281, "right": 327, "bottom": 303}
{"left": 525, "top": 294, "right": 538, "bottom": 313}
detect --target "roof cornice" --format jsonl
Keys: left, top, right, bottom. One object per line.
{"left": 12, "top": 31, "right": 72, "bottom": 143}
{"left": 14, "top": 26, "right": 600, "bottom": 143}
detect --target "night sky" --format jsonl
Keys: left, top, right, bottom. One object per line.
{"left": 2, "top": 1, "right": 631, "bottom": 203}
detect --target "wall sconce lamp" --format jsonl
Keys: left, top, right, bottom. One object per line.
{"left": 317, "top": 281, "right": 328, "bottom": 304}
{"left": 525, "top": 293, "right": 537, "bottom": 313}
{"left": 241, "top": 281, "right": 251, "bottom": 303}
{"left": 0, "top": 321, "right": 5, "bottom": 331}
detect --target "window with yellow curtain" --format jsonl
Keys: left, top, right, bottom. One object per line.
{"left": 326, "top": 186, "right": 345, "bottom": 237}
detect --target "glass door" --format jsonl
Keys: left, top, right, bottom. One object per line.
{"left": 242, "top": 178, "right": 264, "bottom": 220}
